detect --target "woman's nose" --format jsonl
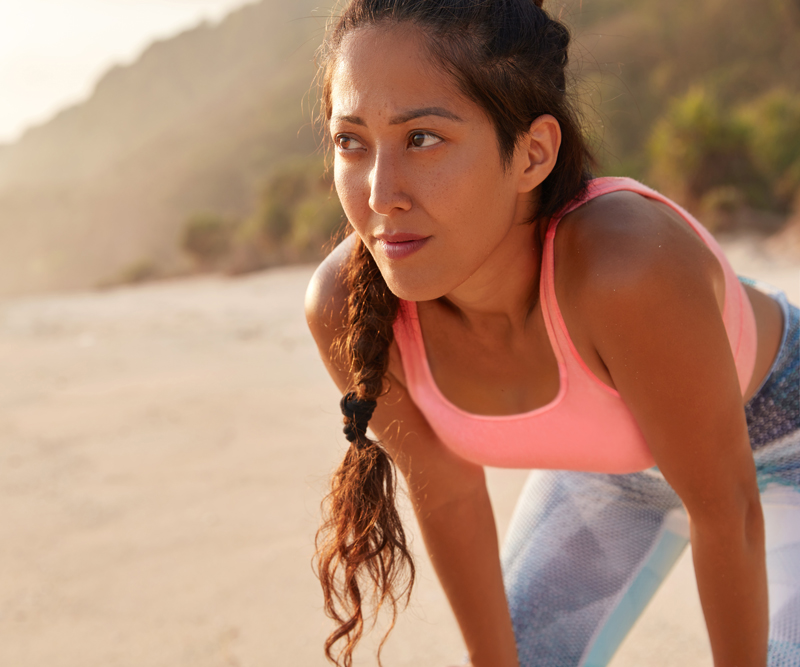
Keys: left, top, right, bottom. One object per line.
{"left": 368, "top": 152, "right": 412, "bottom": 215}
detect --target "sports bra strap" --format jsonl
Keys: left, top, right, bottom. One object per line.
{"left": 540, "top": 177, "right": 757, "bottom": 394}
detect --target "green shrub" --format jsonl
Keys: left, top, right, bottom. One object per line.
{"left": 181, "top": 212, "right": 236, "bottom": 267}
{"left": 257, "top": 199, "right": 292, "bottom": 241}
{"left": 221, "top": 157, "right": 344, "bottom": 273}
{"left": 255, "top": 158, "right": 323, "bottom": 242}
{"left": 647, "top": 86, "right": 764, "bottom": 205}
{"left": 118, "top": 259, "right": 158, "bottom": 284}
{"left": 739, "top": 89, "right": 800, "bottom": 207}
{"left": 289, "top": 191, "right": 345, "bottom": 254}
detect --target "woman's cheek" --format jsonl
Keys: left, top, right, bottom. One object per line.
{"left": 334, "top": 169, "right": 369, "bottom": 231}
{"left": 421, "top": 155, "right": 484, "bottom": 216}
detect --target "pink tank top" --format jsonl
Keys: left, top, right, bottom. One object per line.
{"left": 392, "top": 177, "right": 758, "bottom": 473}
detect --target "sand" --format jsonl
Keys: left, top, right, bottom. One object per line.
{"left": 0, "top": 240, "right": 797, "bottom": 667}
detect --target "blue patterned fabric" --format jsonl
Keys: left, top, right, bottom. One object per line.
{"left": 501, "top": 286, "right": 800, "bottom": 667}
{"left": 748, "top": 289, "right": 800, "bottom": 487}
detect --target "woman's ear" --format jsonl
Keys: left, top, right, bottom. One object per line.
{"left": 515, "top": 114, "right": 562, "bottom": 193}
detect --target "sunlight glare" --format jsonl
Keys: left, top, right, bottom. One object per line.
{"left": 0, "top": 0, "right": 254, "bottom": 143}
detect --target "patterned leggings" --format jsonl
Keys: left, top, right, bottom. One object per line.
{"left": 501, "top": 288, "right": 800, "bottom": 667}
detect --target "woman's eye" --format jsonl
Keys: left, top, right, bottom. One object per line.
{"left": 335, "top": 135, "right": 364, "bottom": 151}
{"left": 409, "top": 132, "right": 441, "bottom": 148}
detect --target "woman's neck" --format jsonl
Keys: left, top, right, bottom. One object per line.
{"left": 438, "top": 218, "right": 544, "bottom": 338}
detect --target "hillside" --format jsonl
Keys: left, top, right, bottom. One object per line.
{"left": 572, "top": 0, "right": 800, "bottom": 177}
{"left": 0, "top": 0, "right": 330, "bottom": 295}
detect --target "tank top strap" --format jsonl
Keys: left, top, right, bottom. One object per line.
{"left": 540, "top": 212, "right": 570, "bottom": 371}
{"left": 393, "top": 299, "right": 426, "bottom": 391}
{"left": 540, "top": 176, "right": 757, "bottom": 394}
{"left": 540, "top": 180, "right": 624, "bottom": 394}
{"left": 540, "top": 179, "right": 629, "bottom": 377}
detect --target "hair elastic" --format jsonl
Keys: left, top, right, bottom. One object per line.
{"left": 340, "top": 391, "right": 377, "bottom": 444}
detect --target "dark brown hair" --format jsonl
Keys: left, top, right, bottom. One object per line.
{"left": 315, "top": 1, "right": 594, "bottom": 665}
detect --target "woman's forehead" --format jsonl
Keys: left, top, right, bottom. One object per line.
{"left": 333, "top": 24, "right": 437, "bottom": 86}
{"left": 329, "top": 25, "right": 471, "bottom": 123}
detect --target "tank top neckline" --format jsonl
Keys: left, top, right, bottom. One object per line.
{"left": 398, "top": 177, "right": 636, "bottom": 422}
{"left": 400, "top": 298, "right": 571, "bottom": 421}
{"left": 391, "top": 176, "right": 756, "bottom": 471}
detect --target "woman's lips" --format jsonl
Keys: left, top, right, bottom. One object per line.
{"left": 375, "top": 234, "right": 430, "bottom": 260}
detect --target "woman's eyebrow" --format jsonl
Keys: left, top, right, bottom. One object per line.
{"left": 331, "top": 107, "right": 464, "bottom": 127}
{"left": 389, "top": 107, "right": 464, "bottom": 124}
{"left": 331, "top": 114, "right": 366, "bottom": 126}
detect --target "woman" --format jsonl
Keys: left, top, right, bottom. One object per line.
{"left": 304, "top": 1, "right": 800, "bottom": 665}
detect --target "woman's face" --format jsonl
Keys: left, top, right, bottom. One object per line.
{"left": 329, "top": 25, "right": 543, "bottom": 303}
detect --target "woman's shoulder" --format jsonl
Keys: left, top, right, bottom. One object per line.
{"left": 553, "top": 188, "right": 724, "bottom": 309}
{"left": 304, "top": 233, "right": 357, "bottom": 352}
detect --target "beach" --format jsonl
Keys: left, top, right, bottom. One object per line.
{"left": 0, "top": 239, "right": 797, "bottom": 666}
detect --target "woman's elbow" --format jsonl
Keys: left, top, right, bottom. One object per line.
{"left": 688, "top": 484, "right": 765, "bottom": 550}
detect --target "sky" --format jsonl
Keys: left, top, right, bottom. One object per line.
{"left": 0, "top": 0, "right": 255, "bottom": 144}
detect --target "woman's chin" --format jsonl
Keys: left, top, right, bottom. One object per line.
{"left": 382, "top": 272, "right": 448, "bottom": 303}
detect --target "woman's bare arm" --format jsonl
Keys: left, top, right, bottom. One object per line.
{"left": 562, "top": 198, "right": 768, "bottom": 667}
{"left": 305, "top": 239, "right": 520, "bottom": 667}
{"left": 368, "top": 376, "right": 519, "bottom": 667}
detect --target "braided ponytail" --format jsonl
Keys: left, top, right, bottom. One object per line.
{"left": 316, "top": 237, "right": 413, "bottom": 667}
